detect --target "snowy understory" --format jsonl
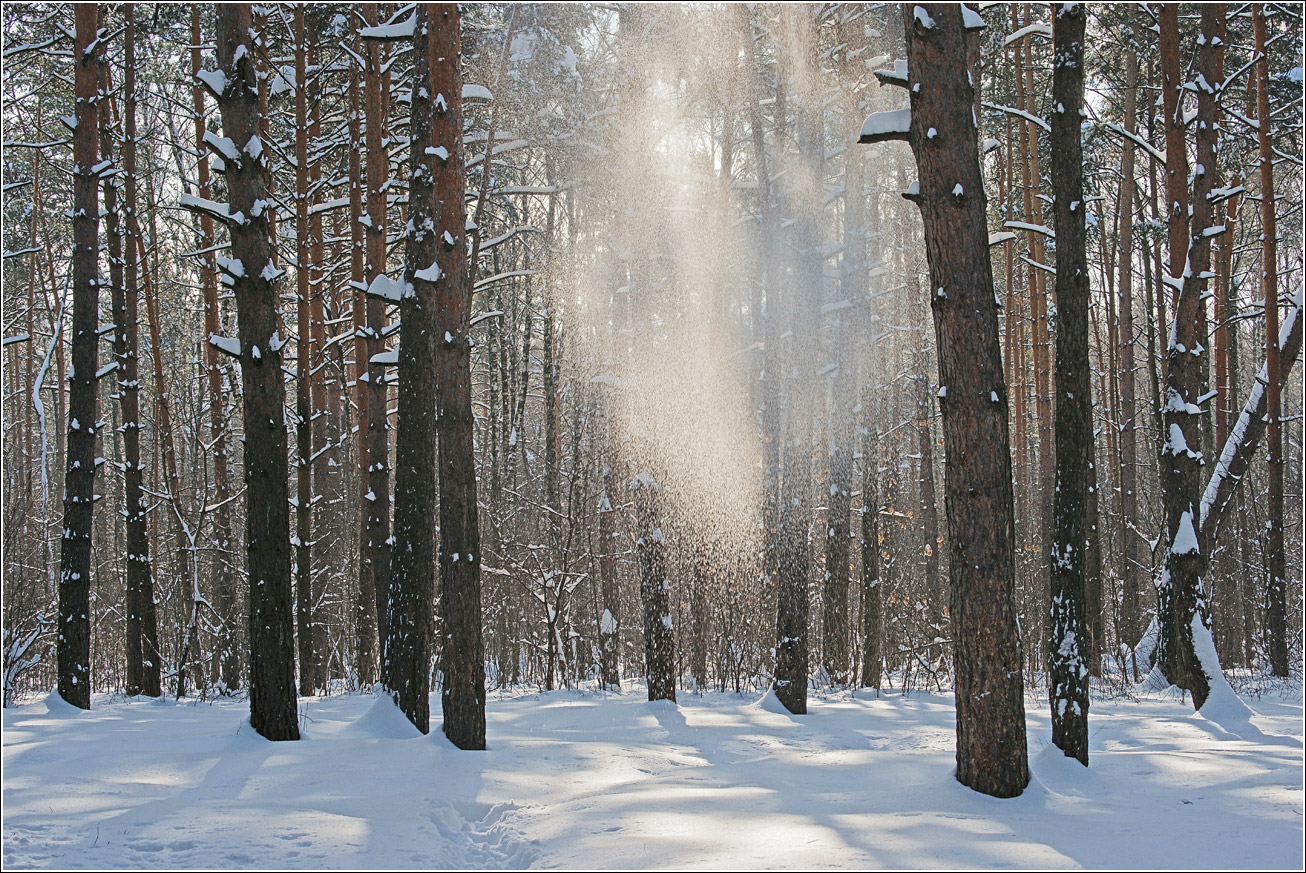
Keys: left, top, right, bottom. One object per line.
{"left": 3, "top": 681, "right": 1301, "bottom": 870}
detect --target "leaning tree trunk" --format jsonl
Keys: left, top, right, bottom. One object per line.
{"left": 1048, "top": 2, "right": 1090, "bottom": 766}
{"left": 865, "top": 3, "right": 1028, "bottom": 798}
{"left": 211, "top": 2, "right": 298, "bottom": 741}
{"left": 57, "top": 3, "right": 102, "bottom": 711}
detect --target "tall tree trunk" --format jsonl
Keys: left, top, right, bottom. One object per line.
{"left": 1254, "top": 4, "right": 1287, "bottom": 679}
{"left": 425, "top": 3, "right": 486, "bottom": 749}
{"left": 1155, "top": 4, "right": 1225, "bottom": 709}
{"left": 346, "top": 16, "right": 378, "bottom": 688}
{"left": 774, "top": 3, "right": 821, "bottom": 716}
{"left": 99, "top": 54, "right": 131, "bottom": 699}
{"left": 57, "top": 3, "right": 102, "bottom": 710}
{"left": 364, "top": 3, "right": 394, "bottom": 664}
{"left": 1115, "top": 34, "right": 1142, "bottom": 668}
{"left": 293, "top": 6, "right": 319, "bottom": 697}
{"left": 868, "top": 3, "right": 1029, "bottom": 797}
{"left": 213, "top": 2, "right": 298, "bottom": 740}
{"left": 191, "top": 5, "right": 237, "bottom": 693}
{"left": 385, "top": 3, "right": 441, "bottom": 735}
{"left": 1048, "top": 2, "right": 1090, "bottom": 766}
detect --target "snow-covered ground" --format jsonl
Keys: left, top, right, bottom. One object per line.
{"left": 3, "top": 682, "right": 1302, "bottom": 869}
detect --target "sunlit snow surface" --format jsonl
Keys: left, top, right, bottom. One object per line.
{"left": 3, "top": 683, "right": 1302, "bottom": 869}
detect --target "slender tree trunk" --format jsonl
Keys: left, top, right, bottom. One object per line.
{"left": 293, "top": 6, "right": 316, "bottom": 698}
{"left": 364, "top": 3, "right": 394, "bottom": 662}
{"left": 191, "top": 5, "right": 237, "bottom": 693}
{"left": 598, "top": 460, "right": 620, "bottom": 688}
{"left": 1116, "top": 36, "right": 1142, "bottom": 666}
{"left": 1254, "top": 5, "right": 1287, "bottom": 679}
{"left": 57, "top": 3, "right": 102, "bottom": 710}
{"left": 1048, "top": 3, "right": 1090, "bottom": 766}
{"left": 100, "top": 53, "right": 132, "bottom": 699}
{"left": 346, "top": 16, "right": 378, "bottom": 688}
{"left": 859, "top": 383, "right": 882, "bottom": 690}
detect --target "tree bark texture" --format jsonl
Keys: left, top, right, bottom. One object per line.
{"left": 57, "top": 3, "right": 101, "bottom": 711}
{"left": 426, "top": 3, "right": 487, "bottom": 750}
{"left": 215, "top": 2, "right": 299, "bottom": 741}
{"left": 893, "top": 3, "right": 1029, "bottom": 797}
{"left": 1048, "top": 2, "right": 1090, "bottom": 766}
{"left": 1155, "top": 4, "right": 1222, "bottom": 710}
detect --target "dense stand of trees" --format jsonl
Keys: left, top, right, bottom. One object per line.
{"left": 2, "top": 2, "right": 1302, "bottom": 796}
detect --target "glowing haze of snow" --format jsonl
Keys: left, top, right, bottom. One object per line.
{"left": 566, "top": 12, "right": 763, "bottom": 562}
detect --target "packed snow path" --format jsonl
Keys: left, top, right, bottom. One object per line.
{"left": 3, "top": 685, "right": 1302, "bottom": 869}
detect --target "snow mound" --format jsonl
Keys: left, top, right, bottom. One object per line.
{"left": 753, "top": 688, "right": 798, "bottom": 717}
{"left": 346, "top": 693, "right": 425, "bottom": 739}
{"left": 37, "top": 691, "right": 85, "bottom": 717}
{"left": 1029, "top": 742, "right": 1094, "bottom": 798}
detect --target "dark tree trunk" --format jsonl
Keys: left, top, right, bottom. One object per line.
{"left": 634, "top": 475, "right": 676, "bottom": 703}
{"left": 870, "top": 3, "right": 1029, "bottom": 797}
{"left": 117, "top": 5, "right": 159, "bottom": 698}
{"left": 1048, "top": 2, "right": 1090, "bottom": 766}
{"left": 364, "top": 2, "right": 393, "bottom": 661}
{"left": 293, "top": 5, "right": 319, "bottom": 698}
{"left": 385, "top": 2, "right": 441, "bottom": 735}
{"left": 424, "top": 3, "right": 487, "bottom": 750}
{"left": 215, "top": 2, "right": 298, "bottom": 741}
{"left": 57, "top": 3, "right": 101, "bottom": 711}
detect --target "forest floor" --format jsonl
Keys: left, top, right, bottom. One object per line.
{"left": 2, "top": 678, "right": 1302, "bottom": 870}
